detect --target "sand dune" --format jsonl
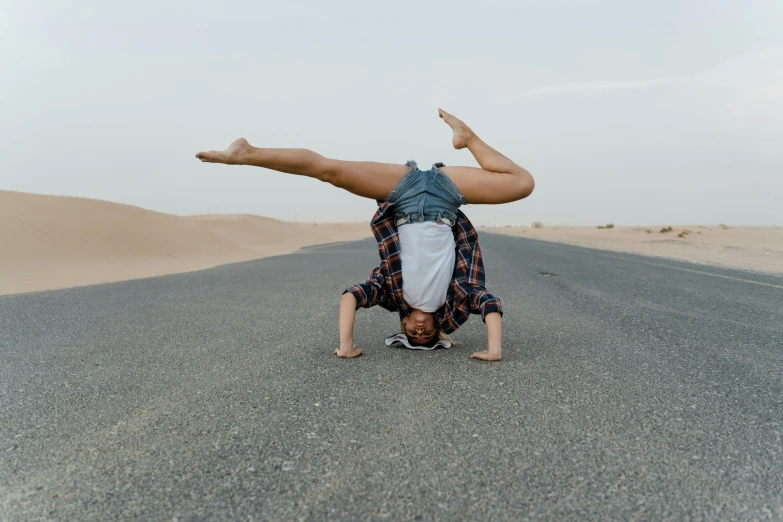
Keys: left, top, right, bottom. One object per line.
{"left": 0, "top": 190, "right": 371, "bottom": 295}
{"left": 3, "top": 190, "right": 780, "bottom": 296}
{"left": 482, "top": 225, "right": 783, "bottom": 274}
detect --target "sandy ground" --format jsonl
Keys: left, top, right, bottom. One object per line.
{"left": 0, "top": 190, "right": 371, "bottom": 295}
{"left": 3, "top": 190, "right": 780, "bottom": 296}
{"left": 481, "top": 224, "right": 783, "bottom": 274}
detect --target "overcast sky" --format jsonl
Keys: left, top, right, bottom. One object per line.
{"left": 2, "top": 0, "right": 782, "bottom": 225}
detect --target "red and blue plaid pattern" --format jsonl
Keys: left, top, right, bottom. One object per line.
{"left": 344, "top": 202, "right": 502, "bottom": 334}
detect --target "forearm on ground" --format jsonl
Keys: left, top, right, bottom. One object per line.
{"left": 339, "top": 293, "right": 357, "bottom": 349}
{"left": 485, "top": 312, "right": 502, "bottom": 356}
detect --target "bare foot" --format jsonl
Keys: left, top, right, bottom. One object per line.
{"left": 438, "top": 108, "right": 475, "bottom": 150}
{"left": 195, "top": 138, "right": 251, "bottom": 164}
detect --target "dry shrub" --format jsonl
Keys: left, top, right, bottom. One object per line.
{"left": 719, "top": 224, "right": 729, "bottom": 230}
{"left": 660, "top": 226, "right": 673, "bottom": 233}
{"left": 605, "top": 223, "right": 615, "bottom": 229}
{"left": 533, "top": 222, "right": 543, "bottom": 228}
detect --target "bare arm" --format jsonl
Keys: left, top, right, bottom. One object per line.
{"left": 334, "top": 293, "right": 363, "bottom": 358}
{"left": 471, "top": 312, "right": 502, "bottom": 361}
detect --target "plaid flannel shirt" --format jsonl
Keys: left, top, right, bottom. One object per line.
{"left": 343, "top": 201, "right": 502, "bottom": 334}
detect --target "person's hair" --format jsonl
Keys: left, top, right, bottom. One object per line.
{"left": 400, "top": 321, "right": 455, "bottom": 348}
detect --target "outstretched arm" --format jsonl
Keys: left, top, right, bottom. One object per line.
{"left": 471, "top": 312, "right": 502, "bottom": 361}
{"left": 335, "top": 293, "right": 363, "bottom": 358}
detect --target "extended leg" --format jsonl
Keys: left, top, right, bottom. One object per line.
{"left": 437, "top": 109, "right": 535, "bottom": 204}
{"left": 196, "top": 139, "right": 408, "bottom": 201}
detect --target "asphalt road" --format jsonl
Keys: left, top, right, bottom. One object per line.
{"left": 1, "top": 234, "right": 782, "bottom": 521}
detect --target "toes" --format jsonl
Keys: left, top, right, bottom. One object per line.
{"left": 196, "top": 151, "right": 220, "bottom": 163}
{"left": 439, "top": 109, "right": 456, "bottom": 125}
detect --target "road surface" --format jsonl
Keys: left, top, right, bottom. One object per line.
{"left": 2, "top": 234, "right": 781, "bottom": 520}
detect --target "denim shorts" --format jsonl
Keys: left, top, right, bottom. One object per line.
{"left": 385, "top": 161, "right": 467, "bottom": 226}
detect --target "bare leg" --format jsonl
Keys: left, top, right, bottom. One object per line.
{"left": 196, "top": 139, "right": 408, "bottom": 201}
{"left": 437, "top": 109, "right": 535, "bottom": 204}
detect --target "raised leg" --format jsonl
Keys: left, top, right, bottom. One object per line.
{"left": 437, "top": 109, "right": 535, "bottom": 204}
{"left": 196, "top": 139, "right": 409, "bottom": 201}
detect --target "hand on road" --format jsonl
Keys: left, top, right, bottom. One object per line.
{"left": 334, "top": 346, "right": 363, "bottom": 358}
{"left": 471, "top": 350, "right": 501, "bottom": 361}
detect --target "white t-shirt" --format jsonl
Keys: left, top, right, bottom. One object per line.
{"left": 398, "top": 222, "right": 456, "bottom": 312}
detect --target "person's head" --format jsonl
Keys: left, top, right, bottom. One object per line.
{"left": 401, "top": 309, "right": 439, "bottom": 347}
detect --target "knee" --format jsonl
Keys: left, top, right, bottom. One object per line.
{"left": 512, "top": 169, "right": 535, "bottom": 200}
{"left": 319, "top": 159, "right": 341, "bottom": 185}
{"left": 522, "top": 175, "right": 535, "bottom": 198}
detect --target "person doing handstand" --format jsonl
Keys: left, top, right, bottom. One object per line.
{"left": 196, "top": 109, "right": 534, "bottom": 361}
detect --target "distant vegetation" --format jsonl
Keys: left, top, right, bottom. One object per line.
{"left": 660, "top": 226, "right": 673, "bottom": 233}
{"left": 597, "top": 223, "right": 615, "bottom": 229}
{"left": 532, "top": 222, "right": 543, "bottom": 228}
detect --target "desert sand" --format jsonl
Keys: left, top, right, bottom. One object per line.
{"left": 0, "top": 190, "right": 371, "bottom": 295}
{"left": 3, "top": 190, "right": 780, "bottom": 296}
{"left": 482, "top": 225, "right": 783, "bottom": 274}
